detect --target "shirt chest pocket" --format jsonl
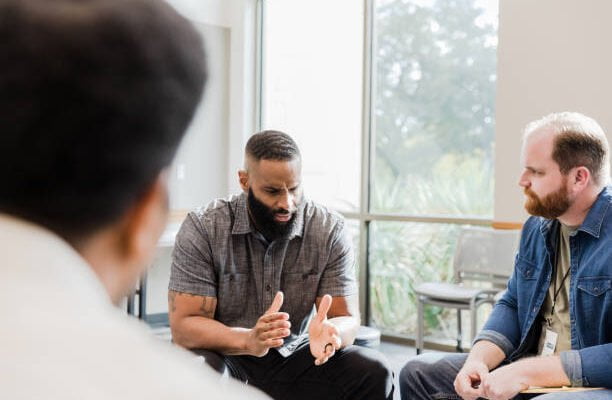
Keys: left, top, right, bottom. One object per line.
{"left": 281, "top": 273, "right": 319, "bottom": 326}
{"left": 216, "top": 273, "right": 250, "bottom": 324}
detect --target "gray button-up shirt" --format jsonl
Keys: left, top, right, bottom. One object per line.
{"left": 169, "top": 193, "right": 358, "bottom": 356}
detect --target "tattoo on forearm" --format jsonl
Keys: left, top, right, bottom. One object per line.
{"left": 199, "top": 297, "right": 216, "bottom": 319}
{"left": 168, "top": 291, "right": 177, "bottom": 314}
{"left": 168, "top": 291, "right": 216, "bottom": 319}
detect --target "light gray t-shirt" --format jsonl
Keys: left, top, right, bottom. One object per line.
{"left": 169, "top": 193, "right": 358, "bottom": 356}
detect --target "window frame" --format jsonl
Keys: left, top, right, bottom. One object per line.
{"left": 256, "top": 0, "right": 493, "bottom": 344}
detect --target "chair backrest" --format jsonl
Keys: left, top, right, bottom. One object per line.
{"left": 453, "top": 226, "right": 521, "bottom": 287}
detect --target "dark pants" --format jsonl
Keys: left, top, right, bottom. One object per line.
{"left": 196, "top": 341, "right": 394, "bottom": 400}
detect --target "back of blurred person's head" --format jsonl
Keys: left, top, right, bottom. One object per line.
{"left": 0, "top": 0, "right": 206, "bottom": 242}
{"left": 0, "top": 0, "right": 207, "bottom": 298}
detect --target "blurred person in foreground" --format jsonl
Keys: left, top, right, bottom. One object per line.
{"left": 0, "top": 0, "right": 268, "bottom": 398}
{"left": 400, "top": 112, "right": 612, "bottom": 400}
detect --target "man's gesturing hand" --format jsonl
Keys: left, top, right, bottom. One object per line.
{"left": 309, "top": 294, "right": 342, "bottom": 366}
{"left": 246, "top": 291, "right": 291, "bottom": 357}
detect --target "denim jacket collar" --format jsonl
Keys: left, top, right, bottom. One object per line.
{"left": 538, "top": 186, "right": 612, "bottom": 240}
{"left": 578, "top": 186, "right": 611, "bottom": 238}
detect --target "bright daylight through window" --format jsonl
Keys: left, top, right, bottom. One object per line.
{"left": 261, "top": 0, "right": 498, "bottom": 343}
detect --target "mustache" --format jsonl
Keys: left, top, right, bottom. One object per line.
{"left": 273, "top": 204, "right": 299, "bottom": 215}
{"left": 524, "top": 187, "right": 538, "bottom": 198}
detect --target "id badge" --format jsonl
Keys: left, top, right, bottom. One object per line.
{"left": 541, "top": 329, "right": 558, "bottom": 356}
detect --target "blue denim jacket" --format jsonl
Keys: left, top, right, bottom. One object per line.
{"left": 475, "top": 186, "right": 612, "bottom": 388}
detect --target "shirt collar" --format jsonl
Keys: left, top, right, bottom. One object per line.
{"left": 287, "top": 201, "right": 305, "bottom": 239}
{"left": 577, "top": 185, "right": 612, "bottom": 238}
{"left": 231, "top": 192, "right": 252, "bottom": 235}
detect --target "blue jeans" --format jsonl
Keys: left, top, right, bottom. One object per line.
{"left": 399, "top": 352, "right": 612, "bottom": 400}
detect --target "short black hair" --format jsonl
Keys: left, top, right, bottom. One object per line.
{"left": 0, "top": 0, "right": 207, "bottom": 241}
{"left": 245, "top": 130, "right": 301, "bottom": 162}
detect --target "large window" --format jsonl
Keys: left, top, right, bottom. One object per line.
{"left": 260, "top": 0, "right": 364, "bottom": 213}
{"left": 260, "top": 0, "right": 498, "bottom": 345}
{"left": 370, "top": 0, "right": 498, "bottom": 342}
{"left": 373, "top": 0, "right": 497, "bottom": 217}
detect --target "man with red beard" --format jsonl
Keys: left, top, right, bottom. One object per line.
{"left": 400, "top": 112, "right": 612, "bottom": 400}
{"left": 168, "top": 130, "right": 394, "bottom": 400}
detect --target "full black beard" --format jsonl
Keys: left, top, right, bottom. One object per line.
{"left": 247, "top": 188, "right": 297, "bottom": 241}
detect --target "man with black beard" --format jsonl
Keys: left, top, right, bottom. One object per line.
{"left": 168, "top": 130, "right": 394, "bottom": 400}
{"left": 400, "top": 112, "right": 612, "bottom": 400}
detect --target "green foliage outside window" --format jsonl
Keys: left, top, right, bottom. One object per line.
{"left": 373, "top": 0, "right": 497, "bottom": 215}
{"left": 371, "top": 0, "right": 497, "bottom": 338}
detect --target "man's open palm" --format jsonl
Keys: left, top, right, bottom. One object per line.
{"left": 309, "top": 294, "right": 341, "bottom": 366}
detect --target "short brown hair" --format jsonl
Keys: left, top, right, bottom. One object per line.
{"left": 525, "top": 112, "right": 610, "bottom": 186}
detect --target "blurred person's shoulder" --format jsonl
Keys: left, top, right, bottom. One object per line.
{"left": 92, "top": 313, "right": 269, "bottom": 399}
{"left": 65, "top": 311, "right": 270, "bottom": 399}
{"left": 0, "top": 216, "right": 268, "bottom": 399}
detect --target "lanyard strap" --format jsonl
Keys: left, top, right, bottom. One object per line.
{"left": 550, "top": 228, "right": 571, "bottom": 318}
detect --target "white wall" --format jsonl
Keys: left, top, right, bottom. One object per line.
{"left": 494, "top": 0, "right": 612, "bottom": 223}
{"left": 146, "top": 0, "right": 258, "bottom": 315}
{"left": 167, "top": 0, "right": 258, "bottom": 206}
{"left": 168, "top": 23, "right": 230, "bottom": 211}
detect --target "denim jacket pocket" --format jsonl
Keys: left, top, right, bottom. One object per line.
{"left": 576, "top": 276, "right": 612, "bottom": 342}
{"left": 577, "top": 277, "right": 612, "bottom": 297}
{"left": 515, "top": 257, "right": 538, "bottom": 280}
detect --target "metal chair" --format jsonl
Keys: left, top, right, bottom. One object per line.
{"left": 414, "top": 226, "right": 520, "bottom": 354}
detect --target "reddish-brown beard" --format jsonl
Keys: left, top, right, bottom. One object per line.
{"left": 523, "top": 178, "right": 571, "bottom": 219}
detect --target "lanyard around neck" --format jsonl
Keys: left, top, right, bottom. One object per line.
{"left": 550, "top": 228, "right": 571, "bottom": 318}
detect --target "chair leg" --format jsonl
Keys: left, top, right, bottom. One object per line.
{"left": 456, "top": 308, "right": 462, "bottom": 353}
{"left": 416, "top": 296, "right": 424, "bottom": 355}
{"left": 471, "top": 304, "right": 478, "bottom": 346}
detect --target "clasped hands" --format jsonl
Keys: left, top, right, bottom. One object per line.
{"left": 454, "top": 360, "right": 529, "bottom": 400}
{"left": 245, "top": 291, "right": 341, "bottom": 366}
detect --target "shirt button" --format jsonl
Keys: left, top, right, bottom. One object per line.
{"left": 265, "top": 284, "right": 271, "bottom": 291}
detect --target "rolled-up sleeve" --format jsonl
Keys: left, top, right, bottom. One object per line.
{"left": 168, "top": 213, "right": 217, "bottom": 297}
{"left": 317, "top": 220, "right": 358, "bottom": 298}
{"left": 560, "top": 350, "right": 583, "bottom": 387}
{"left": 473, "top": 329, "right": 515, "bottom": 358}
{"left": 575, "top": 343, "right": 612, "bottom": 388}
